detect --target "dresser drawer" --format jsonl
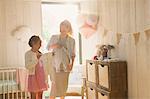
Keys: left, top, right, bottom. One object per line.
{"left": 98, "top": 62, "right": 127, "bottom": 91}
{"left": 97, "top": 89, "right": 127, "bottom": 99}
{"left": 98, "top": 64, "right": 109, "bottom": 90}
{"left": 98, "top": 92, "right": 109, "bottom": 99}
{"left": 86, "top": 61, "right": 98, "bottom": 83}
{"left": 87, "top": 87, "right": 97, "bottom": 99}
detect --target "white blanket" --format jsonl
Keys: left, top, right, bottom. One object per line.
{"left": 40, "top": 52, "right": 53, "bottom": 82}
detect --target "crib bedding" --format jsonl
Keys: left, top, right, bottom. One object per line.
{"left": 0, "top": 67, "right": 28, "bottom": 94}
{"left": 0, "top": 80, "right": 19, "bottom": 93}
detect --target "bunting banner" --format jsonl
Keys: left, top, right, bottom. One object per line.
{"left": 92, "top": 23, "right": 150, "bottom": 45}
{"left": 116, "top": 33, "right": 122, "bottom": 45}
{"left": 144, "top": 29, "right": 150, "bottom": 40}
{"left": 133, "top": 32, "right": 140, "bottom": 45}
{"left": 103, "top": 29, "right": 108, "bottom": 37}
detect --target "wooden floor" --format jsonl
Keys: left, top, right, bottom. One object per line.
{"left": 43, "top": 96, "right": 86, "bottom": 99}
{"left": 43, "top": 87, "right": 86, "bottom": 99}
{"left": 56, "top": 96, "right": 86, "bottom": 99}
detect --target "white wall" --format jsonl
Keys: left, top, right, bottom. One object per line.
{"left": 81, "top": 32, "right": 101, "bottom": 63}
{"left": 80, "top": 0, "right": 98, "bottom": 15}
{"left": 80, "top": 0, "right": 150, "bottom": 99}
{"left": 0, "top": 0, "right": 42, "bottom": 67}
{"left": 145, "top": 0, "right": 150, "bottom": 29}
{"left": 0, "top": 0, "right": 7, "bottom": 66}
{"left": 97, "top": 0, "right": 150, "bottom": 99}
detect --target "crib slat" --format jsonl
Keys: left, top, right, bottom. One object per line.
{"left": 7, "top": 72, "right": 10, "bottom": 99}
{"left": 16, "top": 91, "right": 18, "bottom": 99}
{"left": 3, "top": 94, "right": 5, "bottom": 99}
{"left": 2, "top": 93, "right": 5, "bottom": 99}
{"left": 11, "top": 91, "right": 14, "bottom": 99}
{"left": 0, "top": 68, "right": 28, "bottom": 99}
{"left": 21, "top": 92, "right": 23, "bottom": 99}
{"left": 11, "top": 71, "right": 14, "bottom": 99}
{"left": 2, "top": 72, "right": 5, "bottom": 99}
{"left": 25, "top": 92, "right": 27, "bottom": 99}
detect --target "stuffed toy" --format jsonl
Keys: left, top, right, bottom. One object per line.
{"left": 93, "top": 44, "right": 115, "bottom": 60}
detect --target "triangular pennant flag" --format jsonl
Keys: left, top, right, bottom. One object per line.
{"left": 116, "top": 33, "right": 122, "bottom": 45}
{"left": 103, "top": 29, "right": 108, "bottom": 37}
{"left": 144, "top": 29, "right": 150, "bottom": 40}
{"left": 133, "top": 32, "right": 140, "bottom": 45}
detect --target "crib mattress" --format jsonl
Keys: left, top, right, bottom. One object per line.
{"left": 0, "top": 81, "right": 19, "bottom": 94}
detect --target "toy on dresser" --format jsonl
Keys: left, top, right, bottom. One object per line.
{"left": 93, "top": 44, "right": 115, "bottom": 60}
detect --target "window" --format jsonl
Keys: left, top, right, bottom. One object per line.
{"left": 41, "top": 3, "right": 83, "bottom": 90}
{"left": 41, "top": 3, "right": 81, "bottom": 65}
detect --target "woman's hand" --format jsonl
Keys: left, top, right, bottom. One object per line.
{"left": 51, "top": 43, "right": 62, "bottom": 49}
{"left": 68, "top": 64, "right": 73, "bottom": 71}
{"left": 55, "top": 44, "right": 62, "bottom": 49}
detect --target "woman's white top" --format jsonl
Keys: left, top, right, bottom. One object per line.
{"left": 47, "top": 35, "right": 75, "bottom": 72}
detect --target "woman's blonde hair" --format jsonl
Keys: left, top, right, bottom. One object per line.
{"left": 60, "top": 20, "right": 73, "bottom": 35}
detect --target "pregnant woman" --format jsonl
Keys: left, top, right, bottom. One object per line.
{"left": 47, "top": 20, "right": 76, "bottom": 99}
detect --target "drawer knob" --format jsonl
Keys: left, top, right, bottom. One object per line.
{"left": 101, "top": 93, "right": 105, "bottom": 96}
{"left": 100, "top": 64, "right": 104, "bottom": 67}
{"left": 89, "top": 63, "right": 93, "bottom": 65}
{"left": 90, "top": 88, "right": 93, "bottom": 90}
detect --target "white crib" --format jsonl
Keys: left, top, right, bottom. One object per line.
{"left": 0, "top": 67, "right": 29, "bottom": 99}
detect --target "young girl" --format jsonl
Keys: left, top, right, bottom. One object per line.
{"left": 25, "top": 35, "right": 47, "bottom": 99}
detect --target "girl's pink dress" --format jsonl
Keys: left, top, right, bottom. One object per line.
{"left": 28, "top": 61, "right": 47, "bottom": 92}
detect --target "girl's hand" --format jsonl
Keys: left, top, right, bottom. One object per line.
{"left": 36, "top": 51, "right": 42, "bottom": 59}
